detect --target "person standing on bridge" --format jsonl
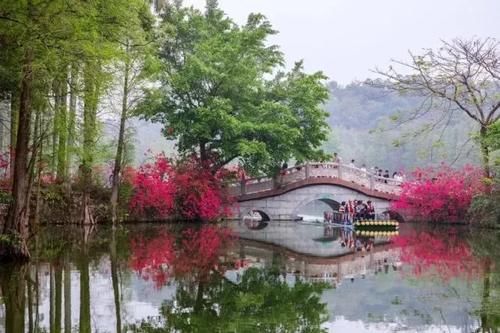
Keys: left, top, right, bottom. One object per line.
{"left": 366, "top": 200, "right": 375, "bottom": 220}
{"left": 347, "top": 200, "right": 355, "bottom": 224}
{"left": 339, "top": 201, "right": 346, "bottom": 223}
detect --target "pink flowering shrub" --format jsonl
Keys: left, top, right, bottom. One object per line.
{"left": 391, "top": 165, "right": 484, "bottom": 223}
{"left": 129, "top": 154, "right": 233, "bottom": 221}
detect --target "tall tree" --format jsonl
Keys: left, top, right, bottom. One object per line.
{"left": 139, "top": 3, "right": 329, "bottom": 176}
{"left": 373, "top": 38, "right": 500, "bottom": 177}
{"left": 110, "top": 3, "right": 156, "bottom": 224}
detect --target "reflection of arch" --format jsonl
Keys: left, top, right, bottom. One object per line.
{"left": 254, "top": 210, "right": 270, "bottom": 222}
{"left": 245, "top": 221, "right": 269, "bottom": 230}
{"left": 246, "top": 209, "right": 270, "bottom": 222}
{"left": 383, "top": 210, "right": 405, "bottom": 223}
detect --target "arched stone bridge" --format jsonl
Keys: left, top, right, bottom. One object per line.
{"left": 227, "top": 162, "right": 402, "bottom": 221}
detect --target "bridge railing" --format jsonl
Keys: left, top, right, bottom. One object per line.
{"left": 226, "top": 162, "right": 403, "bottom": 197}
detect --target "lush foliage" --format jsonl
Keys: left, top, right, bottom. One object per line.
{"left": 129, "top": 225, "right": 234, "bottom": 288}
{"left": 391, "top": 165, "right": 484, "bottom": 223}
{"left": 130, "top": 154, "right": 233, "bottom": 221}
{"left": 139, "top": 3, "right": 330, "bottom": 175}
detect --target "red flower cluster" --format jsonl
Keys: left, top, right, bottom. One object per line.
{"left": 129, "top": 154, "right": 174, "bottom": 218}
{"left": 129, "top": 226, "right": 235, "bottom": 288}
{"left": 392, "top": 230, "right": 483, "bottom": 281}
{"left": 391, "top": 165, "right": 484, "bottom": 223}
{"left": 129, "top": 154, "right": 233, "bottom": 221}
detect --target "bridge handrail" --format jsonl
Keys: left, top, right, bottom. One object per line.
{"left": 229, "top": 162, "right": 403, "bottom": 196}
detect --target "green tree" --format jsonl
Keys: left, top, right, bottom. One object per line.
{"left": 140, "top": 3, "right": 329, "bottom": 175}
{"left": 110, "top": 3, "right": 157, "bottom": 225}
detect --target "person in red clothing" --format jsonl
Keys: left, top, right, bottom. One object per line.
{"left": 347, "top": 200, "right": 355, "bottom": 224}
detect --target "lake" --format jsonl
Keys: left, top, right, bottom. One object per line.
{"left": 0, "top": 221, "right": 499, "bottom": 333}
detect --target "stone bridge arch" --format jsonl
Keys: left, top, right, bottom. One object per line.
{"left": 236, "top": 184, "right": 393, "bottom": 221}
{"left": 290, "top": 195, "right": 341, "bottom": 219}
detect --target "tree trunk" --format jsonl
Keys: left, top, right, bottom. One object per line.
{"left": 81, "top": 63, "right": 99, "bottom": 225}
{"left": 67, "top": 64, "right": 78, "bottom": 182}
{"left": 110, "top": 229, "right": 122, "bottom": 333}
{"left": 480, "top": 258, "right": 492, "bottom": 332}
{"left": 3, "top": 46, "right": 34, "bottom": 261}
{"left": 54, "top": 263, "right": 63, "bottom": 333}
{"left": 479, "top": 125, "right": 490, "bottom": 178}
{"left": 28, "top": 265, "right": 34, "bottom": 333}
{"left": 0, "top": 264, "right": 27, "bottom": 333}
{"left": 32, "top": 104, "right": 43, "bottom": 229}
{"left": 52, "top": 80, "right": 59, "bottom": 176}
{"left": 79, "top": 245, "right": 91, "bottom": 333}
{"left": 9, "top": 90, "right": 19, "bottom": 180}
{"left": 50, "top": 265, "right": 55, "bottom": 332}
{"left": 56, "top": 71, "right": 68, "bottom": 183}
{"left": 110, "top": 50, "right": 130, "bottom": 225}
{"left": 64, "top": 257, "right": 72, "bottom": 333}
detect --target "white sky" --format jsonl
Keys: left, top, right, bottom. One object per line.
{"left": 184, "top": 0, "right": 500, "bottom": 84}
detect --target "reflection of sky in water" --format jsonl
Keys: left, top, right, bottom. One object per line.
{"left": 322, "top": 268, "right": 480, "bottom": 332}
{"left": 34, "top": 258, "right": 178, "bottom": 332}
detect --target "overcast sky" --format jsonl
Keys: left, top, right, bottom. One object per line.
{"left": 183, "top": 0, "right": 499, "bottom": 84}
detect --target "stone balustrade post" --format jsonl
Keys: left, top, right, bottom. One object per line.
{"left": 240, "top": 179, "right": 246, "bottom": 195}
{"left": 369, "top": 174, "right": 374, "bottom": 190}
{"left": 338, "top": 164, "right": 342, "bottom": 179}
{"left": 305, "top": 162, "right": 310, "bottom": 179}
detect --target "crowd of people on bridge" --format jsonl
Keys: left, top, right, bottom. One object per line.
{"left": 323, "top": 199, "right": 377, "bottom": 224}
{"left": 333, "top": 152, "right": 405, "bottom": 183}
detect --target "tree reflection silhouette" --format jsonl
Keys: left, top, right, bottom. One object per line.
{"left": 128, "top": 225, "right": 329, "bottom": 332}
{"left": 129, "top": 267, "right": 329, "bottom": 333}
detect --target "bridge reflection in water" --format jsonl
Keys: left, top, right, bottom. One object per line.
{"left": 225, "top": 220, "right": 402, "bottom": 288}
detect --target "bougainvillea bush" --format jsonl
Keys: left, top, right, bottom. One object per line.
{"left": 129, "top": 154, "right": 234, "bottom": 221}
{"left": 391, "top": 165, "right": 485, "bottom": 223}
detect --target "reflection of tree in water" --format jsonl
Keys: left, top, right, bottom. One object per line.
{"left": 128, "top": 225, "right": 329, "bottom": 332}
{"left": 469, "top": 230, "right": 500, "bottom": 333}
{"left": 128, "top": 268, "right": 329, "bottom": 333}
{"left": 390, "top": 227, "right": 500, "bottom": 332}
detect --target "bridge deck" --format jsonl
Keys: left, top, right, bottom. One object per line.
{"left": 227, "top": 162, "right": 401, "bottom": 201}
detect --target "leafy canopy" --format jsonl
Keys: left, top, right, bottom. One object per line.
{"left": 139, "top": 3, "right": 330, "bottom": 175}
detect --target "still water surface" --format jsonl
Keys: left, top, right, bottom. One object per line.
{"left": 0, "top": 222, "right": 499, "bottom": 333}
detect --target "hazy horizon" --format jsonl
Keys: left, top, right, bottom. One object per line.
{"left": 184, "top": 0, "right": 499, "bottom": 84}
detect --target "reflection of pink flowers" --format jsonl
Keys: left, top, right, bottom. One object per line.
{"left": 129, "top": 226, "right": 235, "bottom": 288}
{"left": 129, "top": 230, "right": 175, "bottom": 288}
{"left": 392, "top": 230, "right": 483, "bottom": 281}
{"left": 391, "top": 165, "right": 484, "bottom": 223}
